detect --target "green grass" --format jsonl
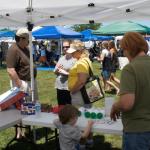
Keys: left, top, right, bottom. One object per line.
{"left": 0, "top": 62, "right": 122, "bottom": 150}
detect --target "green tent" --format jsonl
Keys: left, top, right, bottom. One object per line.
{"left": 93, "top": 21, "right": 150, "bottom": 35}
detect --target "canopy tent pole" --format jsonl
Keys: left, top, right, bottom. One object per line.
{"left": 27, "top": 22, "right": 34, "bottom": 102}
{"left": 27, "top": 0, "right": 35, "bottom": 102}
{"left": 60, "top": 38, "right": 63, "bottom": 56}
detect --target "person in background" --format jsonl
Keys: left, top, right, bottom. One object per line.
{"left": 6, "top": 28, "right": 39, "bottom": 138}
{"left": 32, "top": 41, "right": 37, "bottom": 62}
{"left": 67, "top": 40, "right": 93, "bottom": 108}
{"left": 39, "top": 42, "right": 48, "bottom": 66}
{"left": 97, "top": 41, "right": 111, "bottom": 91}
{"left": 54, "top": 104, "right": 94, "bottom": 150}
{"left": 116, "top": 40, "right": 124, "bottom": 57}
{"left": 0, "top": 42, "right": 2, "bottom": 66}
{"left": 54, "top": 40, "right": 76, "bottom": 105}
{"left": 45, "top": 40, "right": 51, "bottom": 62}
{"left": 54, "top": 40, "right": 61, "bottom": 61}
{"left": 110, "top": 32, "right": 150, "bottom": 150}
{"left": 97, "top": 41, "right": 119, "bottom": 94}
{"left": 108, "top": 40, "right": 120, "bottom": 94}
{"left": 1, "top": 41, "right": 9, "bottom": 64}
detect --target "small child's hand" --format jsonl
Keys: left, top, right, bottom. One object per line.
{"left": 87, "top": 120, "right": 94, "bottom": 127}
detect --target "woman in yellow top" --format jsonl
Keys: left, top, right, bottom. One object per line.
{"left": 67, "top": 40, "right": 93, "bottom": 108}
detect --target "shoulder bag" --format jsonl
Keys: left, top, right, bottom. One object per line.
{"left": 80, "top": 60, "right": 104, "bottom": 104}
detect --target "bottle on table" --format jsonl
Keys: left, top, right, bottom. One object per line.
{"left": 35, "top": 101, "right": 41, "bottom": 116}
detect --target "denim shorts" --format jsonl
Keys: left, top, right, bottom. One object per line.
{"left": 101, "top": 70, "right": 111, "bottom": 80}
{"left": 123, "top": 132, "right": 150, "bottom": 150}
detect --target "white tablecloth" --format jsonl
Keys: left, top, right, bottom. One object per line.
{"left": 22, "top": 112, "right": 123, "bottom": 135}
{"left": 0, "top": 109, "right": 22, "bottom": 131}
{"left": 0, "top": 109, "right": 123, "bottom": 135}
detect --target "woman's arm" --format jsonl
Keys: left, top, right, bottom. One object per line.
{"left": 110, "top": 93, "right": 135, "bottom": 121}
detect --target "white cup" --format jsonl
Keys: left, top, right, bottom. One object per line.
{"left": 105, "top": 97, "right": 115, "bottom": 117}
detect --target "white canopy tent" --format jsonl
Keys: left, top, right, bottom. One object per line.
{"left": 0, "top": 0, "right": 150, "bottom": 27}
{"left": 0, "top": 0, "right": 150, "bottom": 101}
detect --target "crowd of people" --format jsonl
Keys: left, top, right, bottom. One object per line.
{"left": 32, "top": 40, "right": 61, "bottom": 66}
{"left": 0, "top": 38, "right": 61, "bottom": 67}
{"left": 54, "top": 39, "right": 120, "bottom": 149}
{"left": 4, "top": 27, "right": 150, "bottom": 150}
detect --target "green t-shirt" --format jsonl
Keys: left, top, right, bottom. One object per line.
{"left": 120, "top": 56, "right": 150, "bottom": 132}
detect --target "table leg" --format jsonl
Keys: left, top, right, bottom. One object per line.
{"left": 33, "top": 126, "right": 36, "bottom": 143}
{"left": 43, "top": 127, "right": 59, "bottom": 149}
{"left": 55, "top": 128, "right": 58, "bottom": 145}
{"left": 5, "top": 125, "right": 38, "bottom": 150}
{"left": 45, "top": 127, "right": 48, "bottom": 143}
{"left": 5, "top": 125, "right": 18, "bottom": 149}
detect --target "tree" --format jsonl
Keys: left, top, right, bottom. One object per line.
{"left": 71, "top": 23, "right": 102, "bottom": 32}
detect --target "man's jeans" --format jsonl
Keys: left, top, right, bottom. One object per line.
{"left": 123, "top": 132, "right": 150, "bottom": 150}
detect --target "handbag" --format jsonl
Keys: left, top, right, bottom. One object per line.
{"left": 80, "top": 61, "right": 104, "bottom": 104}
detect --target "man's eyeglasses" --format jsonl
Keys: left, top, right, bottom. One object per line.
{"left": 63, "top": 46, "right": 70, "bottom": 49}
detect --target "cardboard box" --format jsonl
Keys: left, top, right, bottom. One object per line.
{"left": 0, "top": 88, "right": 25, "bottom": 111}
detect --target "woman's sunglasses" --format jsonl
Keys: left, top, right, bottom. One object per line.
{"left": 63, "top": 46, "right": 70, "bottom": 49}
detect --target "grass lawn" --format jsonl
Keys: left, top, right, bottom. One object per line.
{"left": 0, "top": 62, "right": 122, "bottom": 150}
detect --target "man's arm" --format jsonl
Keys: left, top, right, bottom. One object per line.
{"left": 7, "top": 68, "right": 22, "bottom": 88}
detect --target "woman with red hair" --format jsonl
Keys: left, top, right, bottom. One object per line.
{"left": 111, "top": 32, "right": 150, "bottom": 150}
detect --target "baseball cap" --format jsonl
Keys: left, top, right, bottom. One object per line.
{"left": 66, "top": 47, "right": 77, "bottom": 53}
{"left": 67, "top": 44, "right": 85, "bottom": 54}
{"left": 16, "top": 28, "right": 29, "bottom": 38}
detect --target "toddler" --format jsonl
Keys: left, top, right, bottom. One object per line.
{"left": 54, "top": 104, "right": 94, "bottom": 150}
